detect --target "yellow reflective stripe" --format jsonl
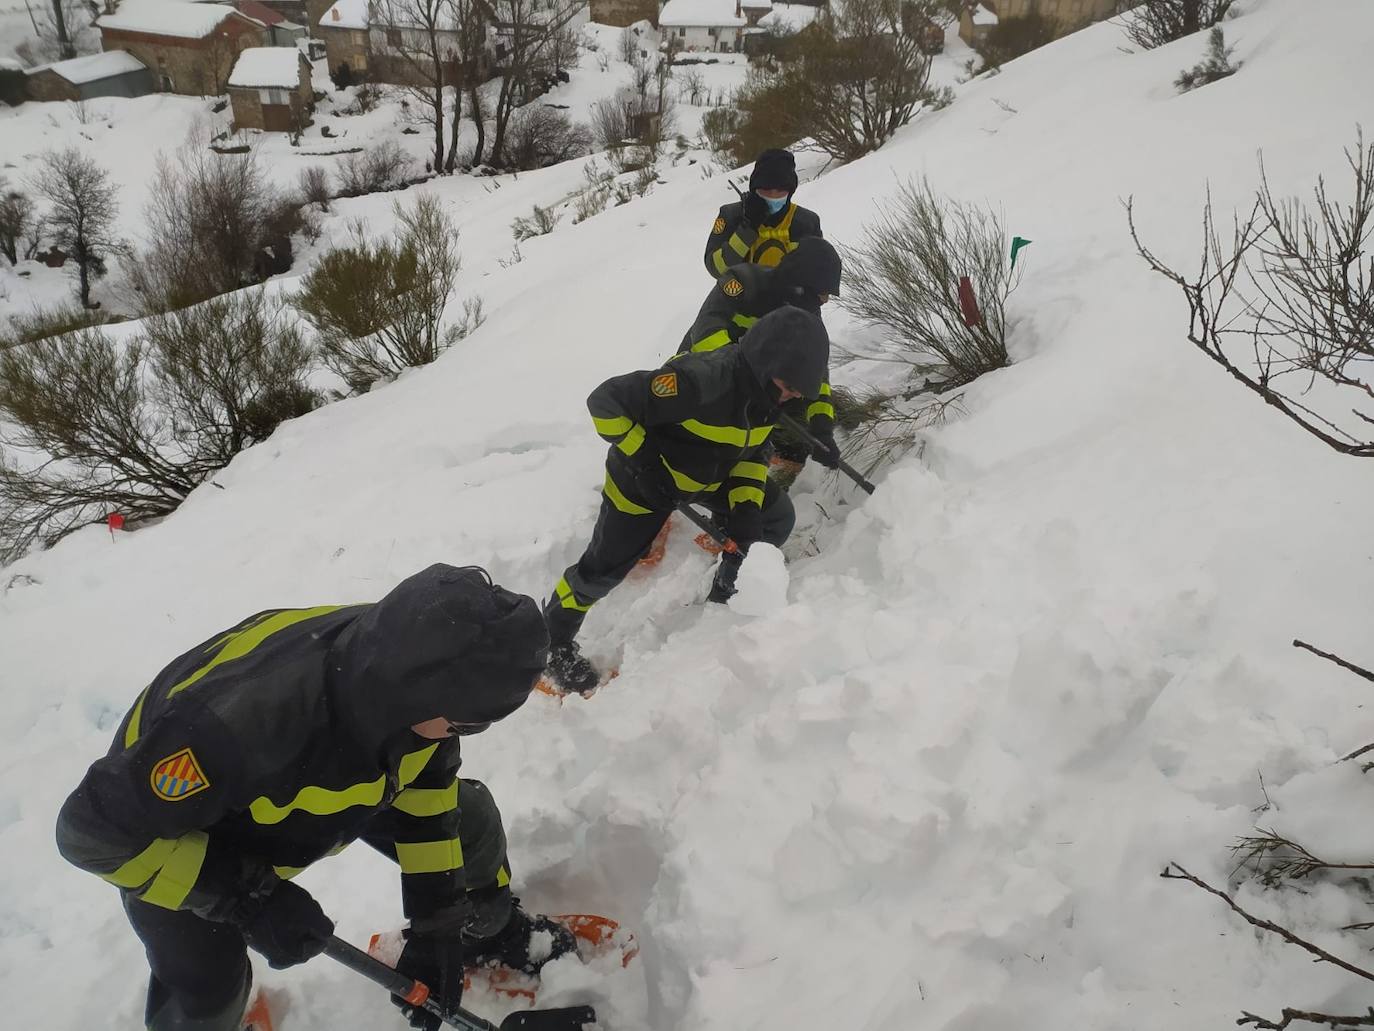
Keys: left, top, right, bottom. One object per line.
{"left": 392, "top": 780, "right": 459, "bottom": 818}
{"left": 807, "top": 400, "right": 835, "bottom": 420}
{"left": 249, "top": 745, "right": 438, "bottom": 825}
{"left": 396, "top": 838, "right": 464, "bottom": 875}
{"left": 727, "top": 234, "right": 750, "bottom": 258}
{"left": 139, "top": 831, "right": 208, "bottom": 910}
{"left": 731, "top": 314, "right": 758, "bottom": 330}
{"left": 661, "top": 458, "right": 720, "bottom": 494}
{"left": 616, "top": 423, "right": 646, "bottom": 457}
{"left": 273, "top": 865, "right": 305, "bottom": 880}
{"left": 711, "top": 249, "right": 729, "bottom": 275}
{"left": 729, "top": 486, "right": 766, "bottom": 507}
{"left": 818, "top": 382, "right": 832, "bottom": 396}
{"left": 679, "top": 419, "right": 772, "bottom": 448}
{"left": 603, "top": 472, "right": 653, "bottom": 516}
{"left": 496, "top": 865, "right": 510, "bottom": 888}
{"left": 592, "top": 414, "right": 633, "bottom": 439}
{"left": 555, "top": 575, "right": 593, "bottom": 613}
{"left": 101, "top": 838, "right": 177, "bottom": 889}
{"left": 730, "top": 461, "right": 769, "bottom": 482}
{"left": 691, "top": 329, "right": 734, "bottom": 353}
{"left": 169, "top": 606, "right": 346, "bottom": 698}
{"left": 124, "top": 687, "right": 150, "bottom": 749}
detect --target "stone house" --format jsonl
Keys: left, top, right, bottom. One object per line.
{"left": 316, "top": 0, "right": 371, "bottom": 79}
{"left": 318, "top": 0, "right": 509, "bottom": 88}
{"left": 588, "top": 0, "right": 658, "bottom": 27}
{"left": 658, "top": 0, "right": 747, "bottom": 52}
{"left": 24, "top": 51, "right": 153, "bottom": 102}
{"left": 228, "top": 46, "right": 313, "bottom": 130}
{"left": 97, "top": 2, "right": 267, "bottom": 96}
{"left": 235, "top": 0, "right": 310, "bottom": 45}
{"left": 958, "top": 0, "right": 1116, "bottom": 47}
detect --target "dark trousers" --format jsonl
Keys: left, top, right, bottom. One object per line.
{"left": 546, "top": 478, "right": 796, "bottom": 645}
{"left": 125, "top": 778, "right": 509, "bottom": 1031}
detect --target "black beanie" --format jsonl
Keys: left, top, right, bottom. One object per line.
{"left": 749, "top": 149, "right": 798, "bottom": 194}
{"left": 775, "top": 237, "right": 842, "bottom": 297}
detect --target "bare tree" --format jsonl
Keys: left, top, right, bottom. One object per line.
{"left": 1128, "top": 130, "right": 1374, "bottom": 458}
{"left": 0, "top": 181, "right": 36, "bottom": 266}
{"left": 485, "top": 0, "right": 585, "bottom": 169}
{"left": 1116, "top": 0, "right": 1236, "bottom": 49}
{"left": 375, "top": 0, "right": 458, "bottom": 173}
{"left": 20, "top": 0, "right": 98, "bottom": 63}
{"left": 28, "top": 148, "right": 120, "bottom": 308}
{"left": 442, "top": 0, "right": 489, "bottom": 171}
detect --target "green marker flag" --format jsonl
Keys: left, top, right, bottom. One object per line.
{"left": 1010, "top": 236, "right": 1032, "bottom": 271}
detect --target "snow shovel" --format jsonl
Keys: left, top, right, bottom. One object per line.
{"left": 321, "top": 935, "right": 597, "bottom": 1031}
{"left": 777, "top": 413, "right": 877, "bottom": 495}
{"left": 673, "top": 501, "right": 740, "bottom": 554}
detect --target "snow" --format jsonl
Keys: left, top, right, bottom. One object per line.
{"left": 27, "top": 50, "right": 147, "bottom": 84}
{"left": 319, "top": 0, "right": 369, "bottom": 30}
{"left": 756, "top": 2, "right": 818, "bottom": 33}
{"left": 728, "top": 543, "right": 790, "bottom": 616}
{"left": 97, "top": 2, "right": 247, "bottom": 40}
{"left": 658, "top": 0, "right": 747, "bottom": 29}
{"left": 971, "top": 1, "right": 998, "bottom": 27}
{"left": 3, "top": 2, "right": 1374, "bottom": 1030}
{"left": 228, "top": 47, "right": 303, "bottom": 89}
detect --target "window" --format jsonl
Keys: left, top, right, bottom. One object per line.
{"left": 387, "top": 27, "right": 402, "bottom": 46}
{"left": 678, "top": 27, "right": 686, "bottom": 37}
{"left": 259, "top": 88, "right": 291, "bottom": 105}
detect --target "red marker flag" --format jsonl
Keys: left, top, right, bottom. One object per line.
{"left": 957, "top": 276, "right": 983, "bottom": 328}
{"left": 107, "top": 513, "right": 125, "bottom": 539}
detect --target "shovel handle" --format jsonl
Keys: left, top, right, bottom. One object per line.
{"left": 778, "top": 413, "right": 876, "bottom": 495}
{"left": 673, "top": 502, "right": 740, "bottom": 554}
{"left": 322, "top": 935, "right": 494, "bottom": 1030}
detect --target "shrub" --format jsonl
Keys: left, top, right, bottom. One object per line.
{"left": 1, "top": 302, "right": 112, "bottom": 350}
{"left": 977, "top": 9, "right": 1059, "bottom": 67}
{"left": 294, "top": 195, "right": 479, "bottom": 392}
{"left": 511, "top": 204, "right": 560, "bottom": 241}
{"left": 334, "top": 140, "right": 413, "bottom": 197}
{"left": 840, "top": 177, "right": 1021, "bottom": 386}
{"left": 298, "top": 165, "right": 333, "bottom": 211}
{"left": 0, "top": 67, "right": 27, "bottom": 107}
{"left": 0, "top": 182, "right": 35, "bottom": 266}
{"left": 502, "top": 106, "right": 593, "bottom": 171}
{"left": 1174, "top": 26, "right": 1238, "bottom": 93}
{"left": 1118, "top": 0, "right": 1236, "bottom": 50}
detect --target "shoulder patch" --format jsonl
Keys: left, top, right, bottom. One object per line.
{"left": 151, "top": 748, "right": 211, "bottom": 802}
{"left": 712, "top": 216, "right": 727, "bottom": 235}
{"left": 722, "top": 278, "right": 744, "bottom": 298}
{"left": 650, "top": 373, "right": 679, "bottom": 398}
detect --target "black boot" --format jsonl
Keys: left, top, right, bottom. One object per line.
{"left": 545, "top": 641, "right": 601, "bottom": 696}
{"left": 464, "top": 899, "right": 578, "bottom": 977}
{"left": 707, "top": 551, "right": 743, "bottom": 604}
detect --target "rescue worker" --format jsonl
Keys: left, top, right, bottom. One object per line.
{"left": 56, "top": 564, "right": 578, "bottom": 1031}
{"left": 703, "top": 148, "right": 823, "bottom": 278}
{"left": 681, "top": 237, "right": 845, "bottom": 477}
{"left": 543, "top": 307, "right": 831, "bottom": 696}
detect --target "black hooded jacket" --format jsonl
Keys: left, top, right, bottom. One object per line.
{"left": 55, "top": 565, "right": 547, "bottom": 924}
{"left": 703, "top": 151, "right": 822, "bottom": 277}
{"left": 590, "top": 307, "right": 830, "bottom": 513}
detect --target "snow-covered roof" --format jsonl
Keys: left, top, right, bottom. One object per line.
{"left": 970, "top": 2, "right": 998, "bottom": 26}
{"left": 227, "top": 46, "right": 302, "bottom": 88}
{"left": 320, "top": 0, "right": 368, "bottom": 30}
{"left": 237, "top": 0, "right": 286, "bottom": 26}
{"left": 741, "top": 0, "right": 771, "bottom": 9}
{"left": 98, "top": 2, "right": 253, "bottom": 40}
{"left": 26, "top": 50, "right": 147, "bottom": 84}
{"left": 659, "top": 0, "right": 746, "bottom": 28}
{"left": 757, "top": 1, "right": 817, "bottom": 32}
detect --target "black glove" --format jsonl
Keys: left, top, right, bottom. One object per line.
{"left": 392, "top": 910, "right": 466, "bottom": 1031}
{"left": 742, "top": 191, "right": 771, "bottom": 228}
{"left": 236, "top": 880, "right": 334, "bottom": 970}
{"left": 808, "top": 428, "right": 842, "bottom": 470}
{"left": 726, "top": 504, "right": 765, "bottom": 547}
{"left": 612, "top": 446, "right": 676, "bottom": 510}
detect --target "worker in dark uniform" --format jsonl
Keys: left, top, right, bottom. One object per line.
{"left": 56, "top": 565, "right": 578, "bottom": 1031}
{"left": 681, "top": 237, "right": 844, "bottom": 479}
{"left": 543, "top": 307, "right": 831, "bottom": 696}
{"left": 703, "top": 148, "right": 822, "bottom": 278}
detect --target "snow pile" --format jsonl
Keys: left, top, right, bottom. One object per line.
{"left": 228, "top": 47, "right": 303, "bottom": 89}
{"left": 97, "top": 2, "right": 246, "bottom": 39}
{"left": 26, "top": 50, "right": 146, "bottom": 83}
{"left": 658, "top": 0, "right": 746, "bottom": 28}
{"left": 2, "top": 3, "right": 1374, "bottom": 1031}
{"left": 728, "top": 543, "right": 789, "bottom": 616}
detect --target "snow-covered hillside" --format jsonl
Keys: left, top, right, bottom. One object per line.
{"left": 4, "top": 2, "right": 1374, "bottom": 1029}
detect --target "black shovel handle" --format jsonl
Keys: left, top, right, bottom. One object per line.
{"left": 778, "top": 413, "right": 876, "bottom": 495}
{"left": 674, "top": 501, "right": 740, "bottom": 554}
{"left": 321, "top": 935, "right": 596, "bottom": 1031}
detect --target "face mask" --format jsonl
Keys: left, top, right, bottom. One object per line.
{"left": 762, "top": 195, "right": 788, "bottom": 214}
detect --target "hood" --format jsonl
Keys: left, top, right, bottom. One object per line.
{"left": 773, "top": 237, "right": 842, "bottom": 300}
{"left": 738, "top": 306, "right": 830, "bottom": 401}
{"left": 328, "top": 564, "right": 549, "bottom": 751}
{"left": 749, "top": 148, "right": 799, "bottom": 196}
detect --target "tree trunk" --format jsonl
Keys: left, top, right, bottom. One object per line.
{"left": 467, "top": 82, "right": 485, "bottom": 166}
{"left": 50, "top": 0, "right": 75, "bottom": 60}
{"left": 444, "top": 84, "right": 462, "bottom": 172}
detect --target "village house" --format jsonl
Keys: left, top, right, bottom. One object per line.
{"left": 228, "top": 46, "right": 314, "bottom": 130}
{"left": 588, "top": 0, "right": 658, "bottom": 28}
{"left": 23, "top": 51, "right": 153, "bottom": 102}
{"left": 958, "top": 0, "right": 1116, "bottom": 47}
{"left": 97, "top": 1, "right": 267, "bottom": 96}
{"left": 658, "top": 0, "right": 747, "bottom": 52}
{"left": 234, "top": 0, "right": 310, "bottom": 46}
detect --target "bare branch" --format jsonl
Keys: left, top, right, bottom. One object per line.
{"left": 1293, "top": 639, "right": 1374, "bottom": 684}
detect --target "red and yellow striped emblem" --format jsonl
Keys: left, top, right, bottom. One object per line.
{"left": 150, "top": 748, "right": 210, "bottom": 802}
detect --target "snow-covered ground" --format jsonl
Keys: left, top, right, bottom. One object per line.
{"left": 4, "top": 2, "right": 1374, "bottom": 1029}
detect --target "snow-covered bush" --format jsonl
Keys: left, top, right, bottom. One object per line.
{"left": 293, "top": 195, "right": 481, "bottom": 393}
{"left": 1129, "top": 130, "right": 1373, "bottom": 457}
{"left": 841, "top": 177, "right": 1021, "bottom": 387}
{"left": 334, "top": 140, "right": 413, "bottom": 198}
{"left": 1174, "top": 27, "right": 1238, "bottom": 92}
{"left": 502, "top": 106, "right": 593, "bottom": 171}
{"left": 297, "top": 166, "right": 333, "bottom": 212}
{"left": 511, "top": 204, "right": 560, "bottom": 241}
{"left": 0, "top": 303, "right": 111, "bottom": 350}
{"left": 976, "top": 8, "right": 1058, "bottom": 68}
{"left": 0, "top": 182, "right": 36, "bottom": 266}
{"left": 1119, "top": 0, "right": 1236, "bottom": 50}
{"left": 0, "top": 288, "right": 319, "bottom": 561}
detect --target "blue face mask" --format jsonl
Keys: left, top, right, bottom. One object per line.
{"left": 761, "top": 194, "right": 788, "bottom": 214}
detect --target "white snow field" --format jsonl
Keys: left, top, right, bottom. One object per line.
{"left": 4, "top": 1, "right": 1374, "bottom": 1029}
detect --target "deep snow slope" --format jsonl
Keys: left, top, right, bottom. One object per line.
{"left": 4, "top": 2, "right": 1374, "bottom": 1028}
